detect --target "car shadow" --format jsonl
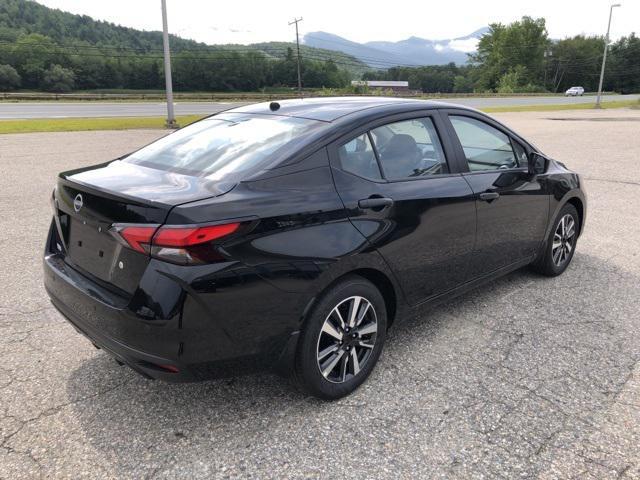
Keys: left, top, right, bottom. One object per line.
{"left": 65, "top": 252, "right": 640, "bottom": 476}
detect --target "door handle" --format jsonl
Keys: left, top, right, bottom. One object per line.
{"left": 358, "top": 197, "right": 394, "bottom": 210}
{"left": 479, "top": 192, "right": 500, "bottom": 202}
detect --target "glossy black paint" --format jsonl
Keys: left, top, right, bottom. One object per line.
{"left": 43, "top": 97, "right": 586, "bottom": 381}
{"left": 438, "top": 109, "right": 550, "bottom": 278}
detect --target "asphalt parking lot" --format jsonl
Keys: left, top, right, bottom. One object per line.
{"left": 1, "top": 108, "right": 639, "bottom": 479}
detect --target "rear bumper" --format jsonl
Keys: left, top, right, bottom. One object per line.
{"left": 44, "top": 247, "right": 304, "bottom": 381}
{"left": 49, "top": 290, "right": 195, "bottom": 381}
{"left": 45, "top": 253, "right": 196, "bottom": 381}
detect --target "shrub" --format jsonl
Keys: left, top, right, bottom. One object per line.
{"left": 41, "top": 64, "right": 75, "bottom": 92}
{"left": 0, "top": 64, "right": 21, "bottom": 90}
{"left": 497, "top": 66, "right": 547, "bottom": 94}
{"left": 453, "top": 75, "right": 474, "bottom": 93}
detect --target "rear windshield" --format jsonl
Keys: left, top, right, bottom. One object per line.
{"left": 125, "top": 113, "right": 325, "bottom": 178}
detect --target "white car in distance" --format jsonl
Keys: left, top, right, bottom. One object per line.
{"left": 565, "top": 86, "right": 585, "bottom": 96}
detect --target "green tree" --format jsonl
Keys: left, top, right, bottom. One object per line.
{"left": 548, "top": 35, "right": 604, "bottom": 92}
{"left": 41, "top": 64, "right": 75, "bottom": 92}
{"left": 101, "top": 60, "right": 124, "bottom": 89}
{"left": 0, "top": 63, "right": 20, "bottom": 90}
{"left": 270, "top": 47, "right": 298, "bottom": 87}
{"left": 10, "top": 33, "right": 68, "bottom": 87}
{"left": 608, "top": 33, "right": 640, "bottom": 94}
{"left": 494, "top": 65, "right": 544, "bottom": 93}
{"left": 363, "top": 64, "right": 475, "bottom": 94}
{"left": 470, "top": 16, "right": 549, "bottom": 92}
{"left": 453, "top": 74, "right": 474, "bottom": 93}
{"left": 0, "top": 0, "right": 353, "bottom": 92}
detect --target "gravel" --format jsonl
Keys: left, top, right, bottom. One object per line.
{"left": 0, "top": 108, "right": 639, "bottom": 479}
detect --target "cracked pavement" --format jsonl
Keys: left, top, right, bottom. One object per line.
{"left": 1, "top": 108, "right": 639, "bottom": 479}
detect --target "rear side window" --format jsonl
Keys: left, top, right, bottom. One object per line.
{"left": 125, "top": 114, "right": 325, "bottom": 178}
{"left": 450, "top": 116, "right": 518, "bottom": 171}
{"left": 371, "top": 118, "right": 448, "bottom": 180}
{"left": 337, "top": 134, "right": 382, "bottom": 180}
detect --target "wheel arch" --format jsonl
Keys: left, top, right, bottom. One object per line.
{"left": 349, "top": 268, "right": 398, "bottom": 328}
{"left": 273, "top": 263, "right": 401, "bottom": 377}
{"left": 566, "top": 196, "right": 585, "bottom": 237}
{"left": 538, "top": 189, "right": 586, "bottom": 258}
{"left": 304, "top": 261, "right": 402, "bottom": 331}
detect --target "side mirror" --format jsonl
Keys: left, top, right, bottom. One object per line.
{"left": 528, "top": 152, "right": 548, "bottom": 175}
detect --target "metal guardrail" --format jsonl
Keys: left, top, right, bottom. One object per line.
{"left": 0, "top": 92, "right": 303, "bottom": 101}
{"left": 0, "top": 91, "right": 619, "bottom": 102}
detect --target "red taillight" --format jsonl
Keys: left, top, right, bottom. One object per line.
{"left": 152, "top": 223, "right": 240, "bottom": 247}
{"left": 111, "top": 222, "right": 241, "bottom": 264}
{"left": 113, "top": 225, "right": 158, "bottom": 253}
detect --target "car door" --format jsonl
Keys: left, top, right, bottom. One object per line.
{"left": 328, "top": 111, "right": 477, "bottom": 306}
{"left": 440, "top": 109, "right": 550, "bottom": 279}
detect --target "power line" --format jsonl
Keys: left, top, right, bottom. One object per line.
{"left": 0, "top": 37, "right": 370, "bottom": 62}
{"left": 6, "top": 43, "right": 639, "bottom": 77}
{"left": 2, "top": 40, "right": 637, "bottom": 75}
{"left": 5, "top": 35, "right": 619, "bottom": 71}
{"left": 0, "top": 40, "right": 390, "bottom": 69}
{"left": 0, "top": 42, "right": 380, "bottom": 68}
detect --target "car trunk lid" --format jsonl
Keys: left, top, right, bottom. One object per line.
{"left": 53, "top": 160, "right": 236, "bottom": 294}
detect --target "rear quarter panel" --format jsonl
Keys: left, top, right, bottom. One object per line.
{"left": 165, "top": 149, "right": 402, "bottom": 369}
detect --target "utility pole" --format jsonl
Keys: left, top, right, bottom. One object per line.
{"left": 289, "top": 17, "right": 303, "bottom": 98}
{"left": 595, "top": 3, "right": 621, "bottom": 108}
{"left": 161, "top": 0, "right": 177, "bottom": 127}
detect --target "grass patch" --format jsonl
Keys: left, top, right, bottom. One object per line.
{"left": 482, "top": 99, "right": 638, "bottom": 113}
{"left": 0, "top": 98, "right": 637, "bottom": 134}
{"left": 0, "top": 115, "right": 205, "bottom": 134}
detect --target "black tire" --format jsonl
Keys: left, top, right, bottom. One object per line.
{"left": 531, "top": 203, "right": 579, "bottom": 277}
{"left": 294, "top": 275, "right": 387, "bottom": 400}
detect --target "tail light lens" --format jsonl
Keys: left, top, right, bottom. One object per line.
{"left": 113, "top": 225, "right": 158, "bottom": 254}
{"left": 110, "top": 222, "right": 240, "bottom": 264}
{"left": 151, "top": 223, "right": 240, "bottom": 264}
{"left": 152, "top": 223, "right": 240, "bottom": 247}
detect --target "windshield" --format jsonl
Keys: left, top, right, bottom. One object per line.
{"left": 125, "top": 113, "right": 325, "bottom": 179}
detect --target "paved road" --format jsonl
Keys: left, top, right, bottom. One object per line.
{"left": 1, "top": 94, "right": 638, "bottom": 119}
{"left": 0, "top": 101, "right": 238, "bottom": 119}
{"left": 1, "top": 109, "right": 639, "bottom": 478}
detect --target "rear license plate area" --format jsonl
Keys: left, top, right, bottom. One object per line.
{"left": 67, "top": 218, "right": 118, "bottom": 281}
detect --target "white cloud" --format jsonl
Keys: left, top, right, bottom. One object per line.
{"left": 446, "top": 38, "right": 480, "bottom": 53}
{"left": 36, "top": 0, "right": 639, "bottom": 46}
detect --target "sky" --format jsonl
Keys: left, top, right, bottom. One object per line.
{"left": 36, "top": 0, "right": 638, "bottom": 47}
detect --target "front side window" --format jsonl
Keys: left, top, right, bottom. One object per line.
{"left": 450, "top": 116, "right": 518, "bottom": 171}
{"left": 511, "top": 139, "right": 528, "bottom": 168}
{"left": 370, "top": 117, "right": 448, "bottom": 180}
{"left": 125, "top": 113, "right": 325, "bottom": 179}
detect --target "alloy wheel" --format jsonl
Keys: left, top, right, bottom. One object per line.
{"left": 552, "top": 214, "right": 576, "bottom": 267}
{"left": 316, "top": 296, "right": 378, "bottom": 384}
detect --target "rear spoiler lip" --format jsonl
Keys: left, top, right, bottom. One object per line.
{"left": 57, "top": 175, "right": 173, "bottom": 209}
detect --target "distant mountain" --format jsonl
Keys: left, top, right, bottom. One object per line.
{"left": 303, "top": 28, "right": 489, "bottom": 67}
{"left": 0, "top": 0, "right": 369, "bottom": 77}
{"left": 241, "top": 42, "right": 370, "bottom": 76}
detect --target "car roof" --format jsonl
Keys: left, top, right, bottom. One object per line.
{"left": 224, "top": 96, "right": 469, "bottom": 122}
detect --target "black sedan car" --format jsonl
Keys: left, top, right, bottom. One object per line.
{"left": 44, "top": 97, "right": 586, "bottom": 399}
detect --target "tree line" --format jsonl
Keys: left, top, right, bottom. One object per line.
{"left": 0, "top": 33, "right": 351, "bottom": 92}
{"left": 0, "top": 0, "right": 353, "bottom": 92}
{"left": 364, "top": 17, "right": 640, "bottom": 94}
{"left": 0, "top": 0, "right": 638, "bottom": 95}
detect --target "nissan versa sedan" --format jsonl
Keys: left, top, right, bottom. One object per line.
{"left": 44, "top": 97, "right": 586, "bottom": 399}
